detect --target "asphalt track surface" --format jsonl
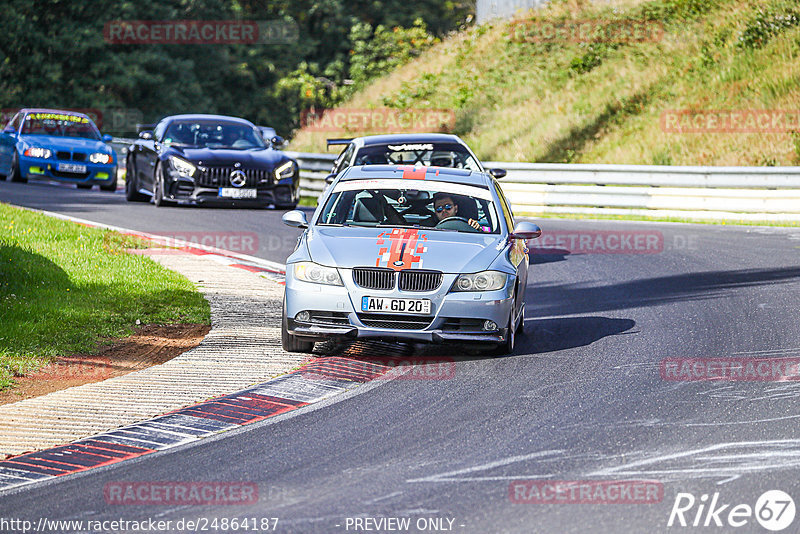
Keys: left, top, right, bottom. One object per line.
{"left": 3, "top": 179, "right": 800, "bottom": 533}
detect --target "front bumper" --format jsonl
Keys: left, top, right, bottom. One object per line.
{"left": 20, "top": 156, "right": 117, "bottom": 186}
{"left": 161, "top": 172, "right": 299, "bottom": 207}
{"left": 284, "top": 268, "right": 515, "bottom": 345}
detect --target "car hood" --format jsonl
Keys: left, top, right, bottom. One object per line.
{"left": 170, "top": 147, "right": 288, "bottom": 168}
{"left": 306, "top": 226, "right": 507, "bottom": 273}
{"left": 22, "top": 135, "right": 107, "bottom": 152}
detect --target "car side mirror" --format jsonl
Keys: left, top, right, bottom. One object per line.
{"left": 325, "top": 173, "right": 337, "bottom": 185}
{"left": 282, "top": 210, "right": 308, "bottom": 229}
{"left": 489, "top": 168, "right": 507, "bottom": 179}
{"left": 139, "top": 130, "right": 154, "bottom": 140}
{"left": 509, "top": 221, "right": 541, "bottom": 240}
{"left": 270, "top": 135, "right": 285, "bottom": 148}
{"left": 102, "top": 134, "right": 113, "bottom": 143}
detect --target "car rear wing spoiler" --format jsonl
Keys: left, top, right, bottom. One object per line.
{"left": 326, "top": 138, "right": 352, "bottom": 147}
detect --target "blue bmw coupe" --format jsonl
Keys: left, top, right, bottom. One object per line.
{"left": 0, "top": 109, "right": 117, "bottom": 191}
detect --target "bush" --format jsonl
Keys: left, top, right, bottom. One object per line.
{"left": 736, "top": 6, "right": 799, "bottom": 49}
{"left": 348, "top": 19, "right": 438, "bottom": 91}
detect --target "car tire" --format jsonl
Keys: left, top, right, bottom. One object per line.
{"left": 100, "top": 173, "right": 118, "bottom": 192}
{"left": 152, "top": 162, "right": 172, "bottom": 207}
{"left": 493, "top": 298, "right": 516, "bottom": 356}
{"left": 281, "top": 302, "right": 314, "bottom": 353}
{"left": 76, "top": 183, "right": 93, "bottom": 189}
{"left": 8, "top": 152, "right": 26, "bottom": 183}
{"left": 124, "top": 158, "right": 147, "bottom": 201}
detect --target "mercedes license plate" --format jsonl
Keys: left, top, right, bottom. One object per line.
{"left": 57, "top": 163, "right": 87, "bottom": 173}
{"left": 361, "top": 296, "right": 431, "bottom": 315}
{"left": 218, "top": 187, "right": 257, "bottom": 199}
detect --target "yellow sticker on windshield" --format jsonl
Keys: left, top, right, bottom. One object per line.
{"left": 27, "top": 113, "right": 88, "bottom": 123}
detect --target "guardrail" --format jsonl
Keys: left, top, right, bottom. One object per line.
{"left": 110, "top": 138, "right": 137, "bottom": 173}
{"left": 284, "top": 151, "right": 337, "bottom": 197}
{"left": 288, "top": 152, "right": 800, "bottom": 222}
{"left": 112, "top": 143, "right": 800, "bottom": 222}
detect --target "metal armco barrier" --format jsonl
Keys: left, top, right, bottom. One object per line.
{"left": 285, "top": 151, "right": 337, "bottom": 197}
{"left": 289, "top": 151, "right": 800, "bottom": 222}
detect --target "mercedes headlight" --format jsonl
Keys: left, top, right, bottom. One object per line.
{"left": 294, "top": 262, "right": 343, "bottom": 286}
{"left": 452, "top": 271, "right": 508, "bottom": 292}
{"left": 169, "top": 156, "right": 196, "bottom": 177}
{"left": 274, "top": 160, "right": 295, "bottom": 180}
{"left": 89, "top": 152, "right": 112, "bottom": 164}
{"left": 24, "top": 147, "right": 51, "bottom": 159}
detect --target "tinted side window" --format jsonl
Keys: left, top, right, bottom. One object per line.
{"left": 334, "top": 143, "right": 355, "bottom": 173}
{"left": 154, "top": 120, "right": 167, "bottom": 141}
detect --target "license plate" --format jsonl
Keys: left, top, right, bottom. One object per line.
{"left": 361, "top": 296, "right": 431, "bottom": 315}
{"left": 57, "top": 163, "right": 87, "bottom": 173}
{"left": 218, "top": 187, "right": 257, "bottom": 199}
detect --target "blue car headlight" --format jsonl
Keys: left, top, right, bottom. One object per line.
{"left": 451, "top": 271, "right": 508, "bottom": 292}
{"left": 89, "top": 152, "right": 113, "bottom": 164}
{"left": 294, "top": 262, "right": 343, "bottom": 286}
{"left": 24, "top": 147, "right": 52, "bottom": 159}
{"left": 274, "top": 160, "right": 295, "bottom": 181}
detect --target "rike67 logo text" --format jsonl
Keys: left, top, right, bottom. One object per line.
{"left": 668, "top": 490, "right": 795, "bottom": 531}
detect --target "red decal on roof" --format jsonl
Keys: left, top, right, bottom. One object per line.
{"left": 398, "top": 165, "right": 427, "bottom": 180}
{"left": 376, "top": 229, "right": 428, "bottom": 271}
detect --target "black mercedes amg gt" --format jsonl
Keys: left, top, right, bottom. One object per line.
{"left": 125, "top": 114, "right": 299, "bottom": 208}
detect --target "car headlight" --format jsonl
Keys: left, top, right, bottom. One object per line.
{"left": 274, "top": 160, "right": 295, "bottom": 181}
{"left": 89, "top": 152, "right": 112, "bottom": 164}
{"left": 293, "top": 262, "right": 343, "bottom": 286}
{"left": 169, "top": 156, "right": 196, "bottom": 178}
{"left": 23, "top": 147, "right": 51, "bottom": 159}
{"left": 452, "top": 271, "right": 508, "bottom": 292}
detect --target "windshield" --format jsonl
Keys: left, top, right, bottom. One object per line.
{"left": 21, "top": 112, "right": 100, "bottom": 140}
{"left": 163, "top": 120, "right": 266, "bottom": 150}
{"left": 354, "top": 142, "right": 483, "bottom": 170}
{"left": 318, "top": 178, "right": 500, "bottom": 234}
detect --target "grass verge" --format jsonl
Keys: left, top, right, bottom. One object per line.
{"left": 290, "top": 0, "right": 800, "bottom": 167}
{"left": 0, "top": 203, "right": 210, "bottom": 391}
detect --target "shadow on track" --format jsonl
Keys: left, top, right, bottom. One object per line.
{"left": 519, "top": 316, "right": 637, "bottom": 354}
{"left": 528, "top": 266, "right": 800, "bottom": 317}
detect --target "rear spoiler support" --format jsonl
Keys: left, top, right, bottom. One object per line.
{"left": 326, "top": 138, "right": 352, "bottom": 148}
